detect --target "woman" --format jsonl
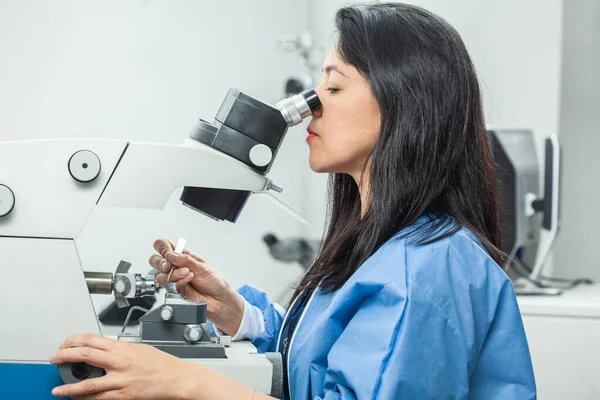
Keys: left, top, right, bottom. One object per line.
{"left": 51, "top": 3, "right": 536, "bottom": 399}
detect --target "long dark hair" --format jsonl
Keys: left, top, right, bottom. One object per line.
{"left": 293, "top": 3, "right": 502, "bottom": 300}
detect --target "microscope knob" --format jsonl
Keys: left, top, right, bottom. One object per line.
{"left": 0, "top": 185, "right": 15, "bottom": 217}
{"left": 160, "top": 305, "right": 175, "bottom": 321}
{"left": 183, "top": 324, "right": 203, "bottom": 343}
{"left": 68, "top": 150, "right": 101, "bottom": 183}
{"left": 114, "top": 276, "right": 131, "bottom": 296}
{"left": 249, "top": 144, "right": 273, "bottom": 167}
{"left": 114, "top": 280, "right": 126, "bottom": 293}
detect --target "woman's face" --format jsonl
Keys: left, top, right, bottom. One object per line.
{"left": 306, "top": 47, "right": 381, "bottom": 179}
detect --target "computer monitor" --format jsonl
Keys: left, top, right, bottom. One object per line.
{"left": 487, "top": 130, "right": 562, "bottom": 291}
{"left": 487, "top": 129, "right": 542, "bottom": 269}
{"left": 529, "top": 135, "right": 562, "bottom": 280}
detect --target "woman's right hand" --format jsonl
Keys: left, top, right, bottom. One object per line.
{"left": 149, "top": 238, "right": 245, "bottom": 336}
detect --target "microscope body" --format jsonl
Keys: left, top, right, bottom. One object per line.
{"left": 0, "top": 138, "right": 277, "bottom": 397}
{"left": 0, "top": 88, "right": 320, "bottom": 399}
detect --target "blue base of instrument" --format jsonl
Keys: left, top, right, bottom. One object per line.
{"left": 0, "top": 362, "right": 71, "bottom": 399}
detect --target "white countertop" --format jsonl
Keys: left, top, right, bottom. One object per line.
{"left": 517, "top": 283, "right": 600, "bottom": 318}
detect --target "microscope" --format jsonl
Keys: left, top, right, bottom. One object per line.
{"left": 0, "top": 88, "right": 320, "bottom": 398}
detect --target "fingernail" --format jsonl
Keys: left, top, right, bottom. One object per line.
{"left": 180, "top": 268, "right": 190, "bottom": 275}
{"left": 49, "top": 355, "right": 56, "bottom": 364}
{"left": 52, "top": 387, "right": 62, "bottom": 396}
{"left": 161, "top": 261, "right": 169, "bottom": 272}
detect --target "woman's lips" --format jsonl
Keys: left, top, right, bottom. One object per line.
{"left": 306, "top": 128, "right": 318, "bottom": 141}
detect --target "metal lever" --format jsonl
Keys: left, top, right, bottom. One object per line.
{"left": 266, "top": 180, "right": 284, "bottom": 193}
{"left": 114, "top": 261, "right": 132, "bottom": 308}
{"left": 84, "top": 260, "right": 157, "bottom": 309}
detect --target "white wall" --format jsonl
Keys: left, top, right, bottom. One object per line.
{"left": 0, "top": 0, "right": 312, "bottom": 310}
{"left": 402, "top": 0, "right": 564, "bottom": 142}
{"left": 554, "top": 0, "right": 600, "bottom": 280}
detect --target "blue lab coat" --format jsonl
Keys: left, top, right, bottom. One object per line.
{"left": 239, "top": 223, "right": 537, "bottom": 399}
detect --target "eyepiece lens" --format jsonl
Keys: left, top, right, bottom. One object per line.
{"left": 301, "top": 89, "right": 321, "bottom": 112}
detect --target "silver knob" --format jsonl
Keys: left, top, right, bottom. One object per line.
{"left": 249, "top": 144, "right": 273, "bottom": 167}
{"left": 114, "top": 280, "right": 127, "bottom": 294}
{"left": 136, "top": 274, "right": 156, "bottom": 296}
{"left": 68, "top": 150, "right": 101, "bottom": 183}
{"left": 266, "top": 181, "right": 284, "bottom": 193}
{"left": 160, "top": 305, "right": 175, "bottom": 321}
{"left": 0, "top": 184, "right": 15, "bottom": 217}
{"left": 184, "top": 324, "right": 203, "bottom": 343}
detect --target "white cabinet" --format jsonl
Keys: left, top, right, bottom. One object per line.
{"left": 519, "top": 285, "right": 600, "bottom": 399}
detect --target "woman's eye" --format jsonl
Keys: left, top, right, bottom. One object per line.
{"left": 326, "top": 87, "right": 339, "bottom": 94}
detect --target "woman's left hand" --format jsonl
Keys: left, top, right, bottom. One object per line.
{"left": 50, "top": 334, "right": 187, "bottom": 399}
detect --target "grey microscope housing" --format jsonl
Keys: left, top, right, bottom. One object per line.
{"left": 138, "top": 293, "right": 225, "bottom": 359}
{"left": 181, "top": 88, "right": 320, "bottom": 223}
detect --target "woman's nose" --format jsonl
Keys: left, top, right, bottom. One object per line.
{"left": 311, "top": 106, "right": 323, "bottom": 118}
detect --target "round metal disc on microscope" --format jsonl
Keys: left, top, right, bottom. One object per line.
{"left": 114, "top": 280, "right": 126, "bottom": 293}
{"left": 249, "top": 144, "right": 273, "bottom": 167}
{"left": 0, "top": 184, "right": 15, "bottom": 217}
{"left": 189, "top": 328, "right": 201, "bottom": 340}
{"left": 184, "top": 324, "right": 203, "bottom": 343}
{"left": 68, "top": 150, "right": 101, "bottom": 183}
{"left": 160, "top": 305, "right": 175, "bottom": 321}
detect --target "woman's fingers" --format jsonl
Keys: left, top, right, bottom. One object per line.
{"left": 148, "top": 254, "right": 168, "bottom": 273}
{"left": 155, "top": 273, "right": 168, "bottom": 287}
{"left": 153, "top": 238, "right": 175, "bottom": 258}
{"left": 152, "top": 238, "right": 208, "bottom": 269}
{"left": 50, "top": 347, "right": 114, "bottom": 370}
{"left": 59, "top": 334, "right": 115, "bottom": 351}
{"left": 177, "top": 273, "right": 195, "bottom": 289}
{"left": 167, "top": 268, "right": 190, "bottom": 282}
{"left": 75, "top": 391, "right": 126, "bottom": 400}
{"left": 155, "top": 270, "right": 193, "bottom": 287}
{"left": 165, "top": 252, "right": 214, "bottom": 277}
{"left": 164, "top": 252, "right": 195, "bottom": 269}
{"left": 51, "top": 376, "right": 120, "bottom": 398}
{"left": 150, "top": 254, "right": 192, "bottom": 274}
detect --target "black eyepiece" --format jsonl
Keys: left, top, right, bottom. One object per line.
{"left": 301, "top": 89, "right": 321, "bottom": 113}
